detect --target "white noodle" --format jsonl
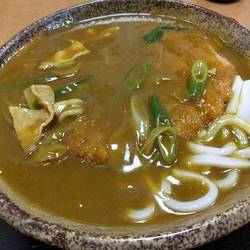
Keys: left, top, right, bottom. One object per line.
{"left": 154, "top": 178, "right": 189, "bottom": 215}
{"left": 232, "top": 147, "right": 250, "bottom": 158}
{"left": 232, "top": 127, "right": 248, "bottom": 146}
{"left": 161, "top": 169, "right": 218, "bottom": 213}
{"left": 198, "top": 115, "right": 250, "bottom": 142}
{"left": 189, "top": 154, "right": 250, "bottom": 169}
{"left": 237, "top": 80, "right": 250, "bottom": 123}
{"left": 188, "top": 141, "right": 237, "bottom": 156}
{"left": 221, "top": 127, "right": 230, "bottom": 139}
{"left": 213, "top": 170, "right": 239, "bottom": 190}
{"left": 226, "top": 75, "right": 243, "bottom": 114}
{"left": 127, "top": 204, "right": 155, "bottom": 223}
{"left": 160, "top": 178, "right": 172, "bottom": 195}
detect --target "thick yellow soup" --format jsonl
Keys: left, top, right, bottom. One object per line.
{"left": 0, "top": 17, "right": 250, "bottom": 226}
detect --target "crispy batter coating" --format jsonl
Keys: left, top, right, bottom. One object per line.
{"left": 170, "top": 104, "right": 203, "bottom": 139}
{"left": 65, "top": 31, "right": 236, "bottom": 163}
{"left": 162, "top": 31, "right": 236, "bottom": 138}
{"left": 65, "top": 119, "right": 108, "bottom": 164}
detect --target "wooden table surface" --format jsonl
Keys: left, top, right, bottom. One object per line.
{"left": 0, "top": 0, "right": 249, "bottom": 250}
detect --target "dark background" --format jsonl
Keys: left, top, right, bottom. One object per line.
{"left": 0, "top": 219, "right": 249, "bottom": 250}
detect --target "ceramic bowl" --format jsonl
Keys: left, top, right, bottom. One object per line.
{"left": 0, "top": 0, "right": 250, "bottom": 249}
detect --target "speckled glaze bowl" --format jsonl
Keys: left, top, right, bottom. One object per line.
{"left": 0, "top": 0, "right": 250, "bottom": 249}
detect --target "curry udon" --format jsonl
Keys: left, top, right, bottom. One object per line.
{"left": 0, "top": 16, "right": 250, "bottom": 226}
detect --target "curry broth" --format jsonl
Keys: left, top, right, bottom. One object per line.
{"left": 0, "top": 17, "right": 249, "bottom": 226}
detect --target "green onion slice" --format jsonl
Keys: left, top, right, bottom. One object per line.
{"left": 149, "top": 94, "right": 177, "bottom": 165}
{"left": 18, "top": 75, "right": 60, "bottom": 86}
{"left": 142, "top": 126, "right": 174, "bottom": 154}
{"left": 143, "top": 23, "right": 186, "bottom": 44}
{"left": 151, "top": 94, "right": 172, "bottom": 127}
{"left": 157, "top": 128, "right": 177, "bottom": 165}
{"left": 131, "top": 95, "right": 150, "bottom": 142}
{"left": 54, "top": 75, "right": 91, "bottom": 99}
{"left": 187, "top": 59, "right": 208, "bottom": 100}
{"left": 125, "top": 62, "right": 151, "bottom": 90}
{"left": 0, "top": 75, "right": 60, "bottom": 94}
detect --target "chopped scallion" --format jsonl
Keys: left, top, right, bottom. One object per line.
{"left": 54, "top": 75, "right": 91, "bottom": 99}
{"left": 18, "top": 75, "right": 60, "bottom": 86}
{"left": 125, "top": 62, "right": 151, "bottom": 90}
{"left": 150, "top": 95, "right": 177, "bottom": 164}
{"left": 143, "top": 23, "right": 186, "bottom": 44}
{"left": 151, "top": 94, "right": 172, "bottom": 127}
{"left": 187, "top": 59, "right": 208, "bottom": 100}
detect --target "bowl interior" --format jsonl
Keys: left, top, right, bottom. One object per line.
{"left": 0, "top": 0, "right": 250, "bottom": 249}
